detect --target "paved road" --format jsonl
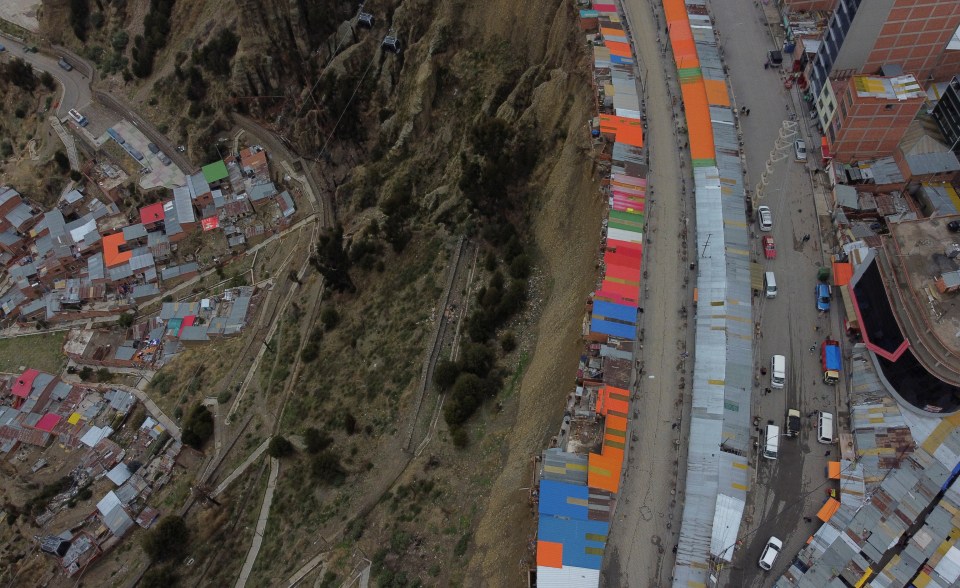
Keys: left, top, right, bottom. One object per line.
{"left": 0, "top": 32, "right": 91, "bottom": 118}
{"left": 601, "top": 0, "right": 696, "bottom": 585}
{"left": 709, "top": 0, "right": 843, "bottom": 584}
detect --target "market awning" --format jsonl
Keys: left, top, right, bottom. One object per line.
{"left": 833, "top": 262, "right": 853, "bottom": 286}
{"left": 828, "top": 461, "right": 841, "bottom": 480}
{"left": 817, "top": 497, "right": 840, "bottom": 522}
{"left": 750, "top": 262, "right": 763, "bottom": 292}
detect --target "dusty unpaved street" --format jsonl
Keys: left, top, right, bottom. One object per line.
{"left": 0, "top": 0, "right": 41, "bottom": 32}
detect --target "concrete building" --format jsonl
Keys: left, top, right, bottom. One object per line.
{"left": 932, "top": 76, "right": 960, "bottom": 153}
{"left": 810, "top": 0, "right": 960, "bottom": 120}
{"left": 825, "top": 74, "right": 926, "bottom": 161}
{"left": 783, "top": 0, "right": 836, "bottom": 12}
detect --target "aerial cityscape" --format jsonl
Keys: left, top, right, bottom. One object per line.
{"left": 1, "top": 0, "right": 960, "bottom": 587}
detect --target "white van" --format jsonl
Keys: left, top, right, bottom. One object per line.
{"left": 757, "top": 205, "right": 773, "bottom": 231}
{"left": 764, "top": 271, "right": 777, "bottom": 298}
{"left": 771, "top": 355, "right": 786, "bottom": 389}
{"left": 817, "top": 411, "right": 834, "bottom": 444}
{"left": 763, "top": 425, "right": 780, "bottom": 460}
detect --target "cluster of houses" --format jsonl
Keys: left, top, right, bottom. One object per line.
{"left": 0, "top": 146, "right": 295, "bottom": 328}
{"left": 0, "top": 368, "right": 181, "bottom": 575}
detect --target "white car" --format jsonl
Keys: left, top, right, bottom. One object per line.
{"left": 757, "top": 205, "right": 773, "bottom": 232}
{"left": 794, "top": 139, "right": 807, "bottom": 161}
{"left": 759, "top": 536, "right": 783, "bottom": 570}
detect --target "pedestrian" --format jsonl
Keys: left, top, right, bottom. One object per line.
{"left": 804, "top": 517, "right": 813, "bottom": 523}
{"left": 746, "top": 109, "right": 750, "bottom": 115}
{"left": 810, "top": 345, "right": 816, "bottom": 353}
{"left": 825, "top": 450, "right": 831, "bottom": 456}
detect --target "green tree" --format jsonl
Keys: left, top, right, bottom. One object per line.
{"left": 79, "top": 366, "right": 93, "bottom": 381}
{"left": 268, "top": 436, "right": 294, "bottom": 458}
{"left": 40, "top": 72, "right": 55, "bottom": 91}
{"left": 118, "top": 312, "right": 135, "bottom": 328}
{"left": 142, "top": 516, "right": 189, "bottom": 562}
{"left": 433, "top": 359, "right": 460, "bottom": 391}
{"left": 182, "top": 404, "right": 214, "bottom": 449}
{"left": 53, "top": 151, "right": 70, "bottom": 172}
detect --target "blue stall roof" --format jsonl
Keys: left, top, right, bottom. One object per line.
{"left": 539, "top": 480, "right": 590, "bottom": 520}
{"left": 590, "top": 318, "right": 635, "bottom": 340}
{"left": 593, "top": 300, "right": 637, "bottom": 324}
{"left": 537, "top": 515, "right": 609, "bottom": 570}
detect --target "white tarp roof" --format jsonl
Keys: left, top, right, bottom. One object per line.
{"left": 536, "top": 565, "right": 600, "bottom": 588}
{"left": 79, "top": 425, "right": 113, "bottom": 447}
{"left": 710, "top": 494, "right": 745, "bottom": 561}
{"left": 934, "top": 545, "right": 960, "bottom": 582}
{"left": 68, "top": 218, "right": 97, "bottom": 243}
{"left": 106, "top": 463, "right": 132, "bottom": 486}
{"left": 96, "top": 490, "right": 121, "bottom": 516}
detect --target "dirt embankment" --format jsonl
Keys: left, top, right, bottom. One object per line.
{"left": 461, "top": 2, "right": 604, "bottom": 585}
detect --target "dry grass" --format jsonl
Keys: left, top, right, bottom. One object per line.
{"left": 0, "top": 331, "right": 68, "bottom": 375}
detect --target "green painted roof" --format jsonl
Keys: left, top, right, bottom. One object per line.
{"left": 201, "top": 160, "right": 229, "bottom": 183}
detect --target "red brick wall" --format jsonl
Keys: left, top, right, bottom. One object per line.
{"left": 864, "top": 0, "right": 960, "bottom": 80}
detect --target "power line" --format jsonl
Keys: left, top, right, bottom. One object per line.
{"left": 709, "top": 454, "right": 861, "bottom": 576}
{"left": 314, "top": 57, "right": 377, "bottom": 162}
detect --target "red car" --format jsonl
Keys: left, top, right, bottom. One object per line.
{"left": 763, "top": 235, "right": 777, "bottom": 259}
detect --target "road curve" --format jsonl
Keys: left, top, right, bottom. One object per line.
{"left": 0, "top": 32, "right": 90, "bottom": 117}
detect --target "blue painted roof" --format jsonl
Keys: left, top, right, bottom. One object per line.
{"left": 590, "top": 318, "right": 635, "bottom": 339}
{"left": 593, "top": 301, "right": 636, "bottom": 324}
{"left": 539, "top": 480, "right": 590, "bottom": 520}
{"left": 537, "top": 515, "right": 609, "bottom": 570}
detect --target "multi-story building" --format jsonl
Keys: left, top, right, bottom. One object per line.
{"left": 825, "top": 73, "right": 926, "bottom": 162}
{"left": 932, "top": 76, "right": 960, "bottom": 153}
{"left": 810, "top": 0, "right": 960, "bottom": 121}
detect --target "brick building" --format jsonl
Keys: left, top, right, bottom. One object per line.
{"left": 825, "top": 74, "right": 926, "bottom": 162}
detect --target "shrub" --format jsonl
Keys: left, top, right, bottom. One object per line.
{"left": 500, "top": 331, "right": 517, "bottom": 353}
{"left": 198, "top": 29, "right": 240, "bottom": 76}
{"left": 320, "top": 307, "right": 340, "bottom": 331}
{"left": 304, "top": 427, "right": 332, "bottom": 454}
{"left": 40, "top": 72, "right": 55, "bottom": 91}
{"left": 142, "top": 516, "right": 189, "bottom": 562}
{"left": 118, "top": 312, "right": 135, "bottom": 328}
{"left": 343, "top": 412, "right": 357, "bottom": 435}
{"left": 310, "top": 451, "right": 346, "bottom": 485}
{"left": 69, "top": 0, "right": 89, "bottom": 41}
{"left": 443, "top": 373, "right": 485, "bottom": 427}
{"left": 96, "top": 368, "right": 113, "bottom": 382}
{"left": 450, "top": 427, "right": 468, "bottom": 448}
{"left": 78, "top": 366, "right": 93, "bottom": 381}
{"left": 509, "top": 254, "right": 531, "bottom": 279}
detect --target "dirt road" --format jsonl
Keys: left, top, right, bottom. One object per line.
{"left": 601, "top": 0, "right": 696, "bottom": 585}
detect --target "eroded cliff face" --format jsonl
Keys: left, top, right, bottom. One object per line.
{"left": 36, "top": 0, "right": 596, "bottom": 583}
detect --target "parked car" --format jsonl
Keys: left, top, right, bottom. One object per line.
{"left": 58, "top": 57, "right": 73, "bottom": 71}
{"left": 948, "top": 220, "right": 960, "bottom": 233}
{"left": 762, "top": 235, "right": 776, "bottom": 259}
{"left": 757, "top": 205, "right": 773, "bottom": 231}
{"left": 759, "top": 536, "right": 783, "bottom": 570}
{"left": 147, "top": 142, "right": 159, "bottom": 154}
{"left": 158, "top": 152, "right": 172, "bottom": 166}
{"left": 816, "top": 282, "right": 831, "bottom": 312}
{"left": 0, "top": 44, "right": 6, "bottom": 52}
{"left": 794, "top": 139, "right": 807, "bottom": 161}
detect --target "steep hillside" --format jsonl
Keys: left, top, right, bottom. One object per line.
{"left": 26, "top": 0, "right": 601, "bottom": 585}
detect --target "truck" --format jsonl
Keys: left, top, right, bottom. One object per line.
{"left": 821, "top": 339, "right": 841, "bottom": 384}
{"left": 786, "top": 409, "right": 801, "bottom": 437}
